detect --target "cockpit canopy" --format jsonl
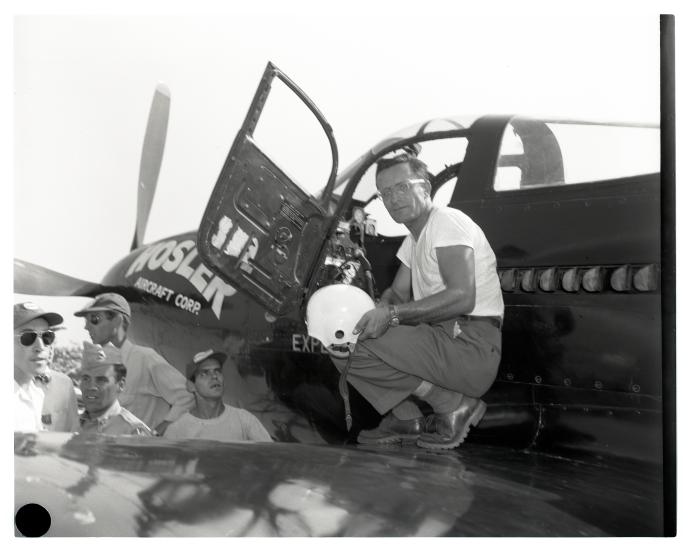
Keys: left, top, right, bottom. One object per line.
{"left": 331, "top": 115, "right": 659, "bottom": 236}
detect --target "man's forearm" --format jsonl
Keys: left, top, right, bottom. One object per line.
{"left": 379, "top": 287, "right": 408, "bottom": 306}
{"left": 396, "top": 288, "right": 474, "bottom": 325}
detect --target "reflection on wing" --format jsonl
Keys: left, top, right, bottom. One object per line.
{"left": 15, "top": 432, "right": 662, "bottom": 536}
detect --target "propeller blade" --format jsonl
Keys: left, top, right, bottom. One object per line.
{"left": 131, "top": 83, "right": 170, "bottom": 250}
{"left": 14, "top": 259, "right": 102, "bottom": 297}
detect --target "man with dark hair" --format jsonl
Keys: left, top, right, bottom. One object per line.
{"left": 164, "top": 349, "right": 272, "bottom": 442}
{"left": 332, "top": 152, "right": 504, "bottom": 450}
{"left": 78, "top": 342, "right": 152, "bottom": 435}
{"left": 74, "top": 293, "right": 194, "bottom": 435}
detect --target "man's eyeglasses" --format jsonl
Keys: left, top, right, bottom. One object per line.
{"left": 16, "top": 330, "right": 56, "bottom": 347}
{"left": 376, "top": 178, "right": 426, "bottom": 201}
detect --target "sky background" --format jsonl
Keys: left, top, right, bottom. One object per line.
{"left": 10, "top": 9, "right": 666, "bottom": 344}
{"left": 4, "top": 0, "right": 692, "bottom": 544}
{"left": 13, "top": 13, "right": 662, "bottom": 285}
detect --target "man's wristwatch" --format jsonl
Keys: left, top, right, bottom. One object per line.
{"left": 388, "top": 304, "right": 400, "bottom": 327}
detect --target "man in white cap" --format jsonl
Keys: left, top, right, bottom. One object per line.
{"left": 74, "top": 293, "right": 194, "bottom": 435}
{"left": 14, "top": 302, "right": 79, "bottom": 432}
{"left": 164, "top": 349, "right": 272, "bottom": 442}
{"left": 79, "top": 341, "right": 152, "bottom": 436}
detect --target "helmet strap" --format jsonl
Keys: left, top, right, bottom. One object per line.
{"left": 338, "top": 350, "right": 354, "bottom": 432}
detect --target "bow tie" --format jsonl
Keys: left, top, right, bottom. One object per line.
{"left": 34, "top": 374, "right": 51, "bottom": 384}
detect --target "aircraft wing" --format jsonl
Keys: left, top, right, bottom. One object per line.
{"left": 14, "top": 431, "right": 663, "bottom": 536}
{"left": 14, "top": 259, "right": 103, "bottom": 297}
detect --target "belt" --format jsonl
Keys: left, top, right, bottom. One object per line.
{"left": 458, "top": 315, "right": 503, "bottom": 330}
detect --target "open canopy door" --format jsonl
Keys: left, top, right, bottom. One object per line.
{"left": 198, "top": 62, "right": 339, "bottom": 315}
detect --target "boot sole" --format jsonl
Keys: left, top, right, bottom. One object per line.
{"left": 416, "top": 400, "right": 487, "bottom": 450}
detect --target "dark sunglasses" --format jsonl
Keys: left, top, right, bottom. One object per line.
{"left": 17, "top": 330, "right": 56, "bottom": 347}
{"left": 87, "top": 314, "right": 103, "bottom": 325}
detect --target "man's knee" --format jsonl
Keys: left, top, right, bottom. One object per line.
{"left": 455, "top": 356, "right": 500, "bottom": 398}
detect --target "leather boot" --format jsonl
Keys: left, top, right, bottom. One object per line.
{"left": 416, "top": 396, "right": 486, "bottom": 450}
{"left": 357, "top": 412, "right": 424, "bottom": 444}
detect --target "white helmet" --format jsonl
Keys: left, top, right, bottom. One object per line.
{"left": 306, "top": 284, "right": 375, "bottom": 358}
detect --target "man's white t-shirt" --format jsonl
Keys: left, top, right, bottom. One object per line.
{"left": 164, "top": 404, "right": 272, "bottom": 443}
{"left": 396, "top": 206, "right": 504, "bottom": 317}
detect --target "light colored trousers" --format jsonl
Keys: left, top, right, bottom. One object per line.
{"left": 331, "top": 317, "right": 502, "bottom": 414}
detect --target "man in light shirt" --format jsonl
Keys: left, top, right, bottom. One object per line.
{"left": 14, "top": 302, "right": 79, "bottom": 432}
{"left": 331, "top": 153, "right": 504, "bottom": 450}
{"left": 164, "top": 349, "right": 272, "bottom": 443}
{"left": 14, "top": 302, "right": 64, "bottom": 432}
{"left": 74, "top": 293, "right": 194, "bottom": 435}
{"left": 78, "top": 341, "right": 152, "bottom": 436}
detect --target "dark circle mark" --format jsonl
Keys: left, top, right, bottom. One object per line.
{"left": 15, "top": 503, "right": 51, "bottom": 537}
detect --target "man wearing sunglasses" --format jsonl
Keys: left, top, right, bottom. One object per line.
{"left": 78, "top": 341, "right": 152, "bottom": 436}
{"left": 14, "top": 302, "right": 79, "bottom": 432}
{"left": 331, "top": 153, "right": 504, "bottom": 450}
{"left": 74, "top": 293, "right": 194, "bottom": 436}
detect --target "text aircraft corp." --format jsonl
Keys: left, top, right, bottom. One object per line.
{"left": 15, "top": 62, "right": 670, "bottom": 536}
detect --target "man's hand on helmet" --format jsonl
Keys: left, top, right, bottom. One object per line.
{"left": 353, "top": 307, "right": 392, "bottom": 340}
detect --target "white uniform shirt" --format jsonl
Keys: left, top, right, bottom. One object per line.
{"left": 164, "top": 404, "right": 272, "bottom": 443}
{"left": 14, "top": 379, "right": 44, "bottom": 432}
{"left": 396, "top": 206, "right": 504, "bottom": 317}
{"left": 39, "top": 370, "right": 80, "bottom": 432}
{"left": 118, "top": 339, "right": 195, "bottom": 429}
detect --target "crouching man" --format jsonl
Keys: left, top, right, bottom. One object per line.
{"left": 79, "top": 342, "right": 152, "bottom": 436}
{"left": 164, "top": 349, "right": 272, "bottom": 443}
{"left": 331, "top": 153, "right": 504, "bottom": 450}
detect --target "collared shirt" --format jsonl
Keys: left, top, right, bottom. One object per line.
{"left": 14, "top": 379, "right": 44, "bottom": 432}
{"left": 37, "top": 369, "right": 80, "bottom": 432}
{"left": 118, "top": 339, "right": 195, "bottom": 429}
{"left": 164, "top": 404, "right": 272, "bottom": 443}
{"left": 79, "top": 400, "right": 152, "bottom": 436}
